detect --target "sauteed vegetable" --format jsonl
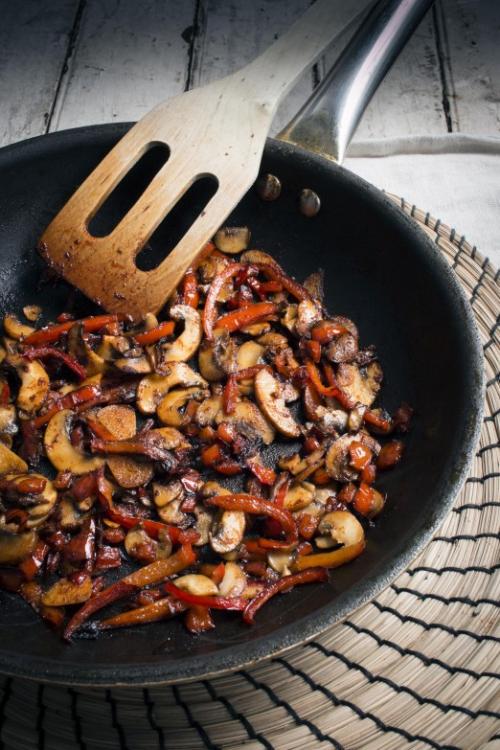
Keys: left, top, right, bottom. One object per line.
{"left": 0, "top": 231, "right": 412, "bottom": 637}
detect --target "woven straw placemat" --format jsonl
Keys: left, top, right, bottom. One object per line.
{"left": 0, "top": 196, "right": 498, "bottom": 750}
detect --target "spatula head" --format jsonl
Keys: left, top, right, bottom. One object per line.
{"left": 40, "top": 76, "right": 273, "bottom": 320}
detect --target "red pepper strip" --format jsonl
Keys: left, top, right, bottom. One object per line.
{"left": 164, "top": 581, "right": 247, "bottom": 611}
{"left": 215, "top": 302, "right": 278, "bottom": 334}
{"left": 363, "top": 409, "right": 392, "bottom": 433}
{"left": 22, "top": 346, "right": 87, "bottom": 380}
{"left": 31, "top": 383, "right": 101, "bottom": 428}
{"left": 246, "top": 454, "right": 276, "bottom": 486}
{"left": 214, "top": 460, "right": 242, "bottom": 476}
{"left": 205, "top": 494, "right": 298, "bottom": 545}
{"left": 252, "top": 263, "right": 312, "bottom": 302}
{"left": 273, "top": 475, "right": 291, "bottom": 509}
{"left": 181, "top": 270, "right": 200, "bottom": 309}
{"left": 133, "top": 321, "right": 174, "bottom": 346}
{"left": 223, "top": 374, "right": 239, "bottom": 415}
{"left": 85, "top": 416, "right": 116, "bottom": 441}
{"left": 243, "top": 568, "right": 328, "bottom": 624}
{"left": 97, "top": 475, "right": 199, "bottom": 545}
{"left": 306, "top": 360, "right": 337, "bottom": 398}
{"left": 235, "top": 364, "right": 271, "bottom": 381}
{"left": 64, "top": 543, "right": 196, "bottom": 639}
{"left": 23, "top": 314, "right": 123, "bottom": 346}
{"left": 203, "top": 262, "right": 242, "bottom": 340}
{"left": 185, "top": 605, "right": 215, "bottom": 633}
{"left": 99, "top": 596, "right": 186, "bottom": 629}
{"left": 292, "top": 540, "right": 365, "bottom": 571}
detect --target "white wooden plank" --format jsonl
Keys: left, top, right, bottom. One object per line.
{"left": 439, "top": 0, "right": 500, "bottom": 134}
{"left": 50, "top": 0, "right": 196, "bottom": 131}
{"left": 190, "top": 0, "right": 318, "bottom": 136}
{"left": 339, "top": 8, "right": 448, "bottom": 142}
{"left": 0, "top": 0, "right": 79, "bottom": 147}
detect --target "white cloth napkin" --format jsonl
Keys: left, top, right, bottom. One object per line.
{"left": 345, "top": 134, "right": 500, "bottom": 268}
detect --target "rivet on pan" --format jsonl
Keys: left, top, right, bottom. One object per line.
{"left": 256, "top": 173, "right": 281, "bottom": 201}
{"left": 299, "top": 189, "right": 321, "bottom": 217}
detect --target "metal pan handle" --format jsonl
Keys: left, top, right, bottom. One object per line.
{"left": 277, "top": 0, "right": 434, "bottom": 164}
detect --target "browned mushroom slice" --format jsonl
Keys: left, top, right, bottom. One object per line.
{"left": 240, "top": 321, "right": 272, "bottom": 336}
{"left": 210, "top": 510, "right": 245, "bottom": 554}
{"left": 137, "top": 363, "right": 207, "bottom": 414}
{"left": 157, "top": 305, "right": 202, "bottom": 367}
{"left": 198, "top": 340, "right": 225, "bottom": 381}
{"left": 281, "top": 304, "right": 298, "bottom": 333}
{"left": 195, "top": 394, "right": 223, "bottom": 426}
{"left": 214, "top": 226, "right": 251, "bottom": 255}
{"left": 114, "top": 354, "right": 153, "bottom": 374}
{"left": 44, "top": 409, "right": 104, "bottom": 475}
{"left": 41, "top": 576, "right": 93, "bottom": 607}
{"left": 23, "top": 305, "right": 42, "bottom": 323}
{"left": 4, "top": 473, "right": 57, "bottom": 528}
{"left": 7, "top": 355, "right": 50, "bottom": 414}
{"left": 0, "top": 528, "right": 36, "bottom": 565}
{"left": 67, "top": 324, "right": 107, "bottom": 375}
{"left": 153, "top": 480, "right": 185, "bottom": 524}
{"left": 303, "top": 270, "right": 324, "bottom": 302}
{"left": 212, "top": 330, "right": 238, "bottom": 374}
{"left": 96, "top": 405, "right": 136, "bottom": 439}
{"left": 325, "top": 434, "right": 363, "bottom": 482}
{"left": 3, "top": 314, "right": 35, "bottom": 340}
{"left": 336, "top": 362, "right": 383, "bottom": 407}
{"left": 326, "top": 333, "right": 359, "bottom": 364}
{"left": 283, "top": 481, "right": 316, "bottom": 511}
{"left": 236, "top": 341, "right": 265, "bottom": 394}
{"left": 240, "top": 249, "right": 275, "bottom": 266}
{"left": 0, "top": 405, "right": 18, "bottom": 435}
{"left": 256, "top": 332, "right": 289, "bottom": 351}
{"left": 157, "top": 386, "right": 209, "bottom": 427}
{"left": 254, "top": 369, "right": 300, "bottom": 438}
{"left": 215, "top": 400, "right": 275, "bottom": 445}
{"left": 0, "top": 442, "right": 28, "bottom": 475}
{"left": 95, "top": 404, "right": 153, "bottom": 488}
{"left": 218, "top": 562, "right": 247, "bottom": 597}
{"left": 316, "top": 510, "right": 365, "bottom": 548}
{"left": 295, "top": 299, "right": 322, "bottom": 336}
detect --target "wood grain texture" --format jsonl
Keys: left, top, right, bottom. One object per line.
{"left": 189, "top": 0, "right": 318, "bottom": 135}
{"left": 0, "top": 0, "right": 79, "bottom": 147}
{"left": 49, "top": 0, "right": 196, "bottom": 131}
{"left": 438, "top": 0, "right": 500, "bottom": 134}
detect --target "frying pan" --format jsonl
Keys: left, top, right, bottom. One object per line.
{"left": 0, "top": 0, "right": 483, "bottom": 686}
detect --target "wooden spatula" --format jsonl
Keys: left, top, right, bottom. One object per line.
{"left": 40, "top": 0, "right": 371, "bottom": 321}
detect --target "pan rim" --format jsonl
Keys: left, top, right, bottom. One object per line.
{"left": 0, "top": 125, "right": 485, "bottom": 686}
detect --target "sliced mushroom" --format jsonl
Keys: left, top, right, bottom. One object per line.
{"left": 153, "top": 481, "right": 185, "bottom": 524}
{"left": 317, "top": 510, "right": 364, "bottom": 548}
{"left": 97, "top": 405, "right": 136, "bottom": 439}
{"left": 303, "top": 270, "right": 324, "bottom": 302}
{"left": 325, "top": 434, "right": 361, "bottom": 482}
{"left": 240, "top": 250, "right": 275, "bottom": 266}
{"left": 4, "top": 473, "right": 57, "bottom": 528}
{"left": 218, "top": 562, "right": 247, "bottom": 597}
{"left": 212, "top": 330, "right": 238, "bottom": 374}
{"left": 23, "top": 305, "right": 42, "bottom": 323}
{"left": 236, "top": 340, "right": 265, "bottom": 394}
{"left": 175, "top": 574, "right": 218, "bottom": 596}
{"left": 41, "top": 575, "right": 92, "bottom": 607}
{"left": 198, "top": 251, "right": 229, "bottom": 283}
{"left": 283, "top": 480, "right": 316, "bottom": 511}
{"left": 95, "top": 404, "right": 153, "bottom": 488}
{"left": 44, "top": 409, "right": 104, "bottom": 474}
{"left": 58, "top": 372, "right": 103, "bottom": 396}
{"left": 0, "top": 405, "right": 18, "bottom": 435}
{"left": 257, "top": 332, "right": 289, "bottom": 351}
{"left": 315, "top": 405, "right": 348, "bottom": 435}
{"left": 195, "top": 394, "right": 223, "bottom": 426}
{"left": 267, "top": 549, "right": 293, "bottom": 576}
{"left": 3, "top": 314, "right": 35, "bottom": 340}
{"left": 210, "top": 510, "right": 245, "bottom": 554}
{"left": 193, "top": 506, "right": 214, "bottom": 546}
{"left": 216, "top": 400, "right": 275, "bottom": 445}
{"left": 214, "top": 226, "right": 251, "bottom": 255}
{"left": 255, "top": 369, "right": 300, "bottom": 438}
{"left": 0, "top": 442, "right": 28, "bottom": 475}
{"left": 295, "top": 299, "right": 322, "bottom": 337}
{"left": 96, "top": 334, "right": 131, "bottom": 361}
{"left": 281, "top": 304, "right": 298, "bottom": 334}
{"left": 326, "top": 333, "right": 359, "bottom": 364}
{"left": 157, "top": 386, "right": 209, "bottom": 427}
{"left": 336, "top": 362, "right": 383, "bottom": 407}
{"left": 240, "top": 321, "right": 272, "bottom": 336}
{"left": 0, "top": 528, "right": 36, "bottom": 564}
{"left": 198, "top": 340, "right": 225, "bottom": 381}
{"left": 137, "top": 363, "right": 207, "bottom": 414}
{"left": 67, "top": 323, "right": 107, "bottom": 375}
{"left": 58, "top": 497, "right": 85, "bottom": 531}
{"left": 114, "top": 354, "right": 153, "bottom": 374}
{"left": 157, "top": 305, "right": 202, "bottom": 367}
{"left": 8, "top": 356, "right": 49, "bottom": 414}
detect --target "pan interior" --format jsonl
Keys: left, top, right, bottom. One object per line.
{"left": 0, "top": 127, "right": 482, "bottom": 685}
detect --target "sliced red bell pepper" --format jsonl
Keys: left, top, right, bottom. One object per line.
{"left": 23, "top": 314, "right": 123, "bottom": 346}
{"left": 164, "top": 581, "right": 247, "bottom": 611}
{"left": 133, "top": 320, "right": 174, "bottom": 346}
{"left": 64, "top": 543, "right": 197, "bottom": 639}
{"left": 22, "top": 346, "right": 87, "bottom": 380}
{"left": 31, "top": 383, "right": 101, "bottom": 428}
{"left": 203, "top": 262, "right": 242, "bottom": 340}
{"left": 252, "top": 262, "right": 312, "bottom": 302}
{"left": 223, "top": 374, "right": 239, "bottom": 415}
{"left": 243, "top": 567, "right": 328, "bottom": 624}
{"left": 204, "top": 493, "right": 298, "bottom": 545}
{"left": 215, "top": 301, "right": 278, "bottom": 334}
{"left": 100, "top": 596, "right": 185, "bottom": 629}
{"left": 181, "top": 270, "right": 200, "bottom": 309}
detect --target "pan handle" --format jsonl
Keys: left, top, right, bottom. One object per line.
{"left": 277, "top": 0, "right": 434, "bottom": 164}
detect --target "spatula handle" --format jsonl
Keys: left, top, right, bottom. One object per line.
{"left": 243, "top": 0, "right": 375, "bottom": 109}
{"left": 278, "top": 0, "right": 435, "bottom": 163}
